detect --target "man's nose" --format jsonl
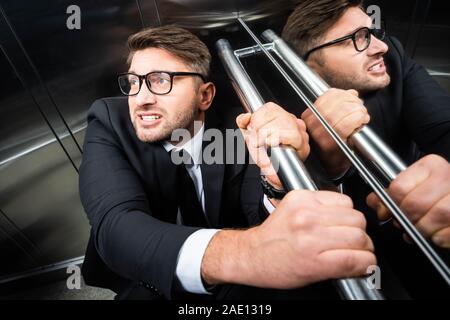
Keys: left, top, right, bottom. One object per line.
{"left": 366, "top": 34, "right": 388, "bottom": 56}
{"left": 135, "top": 81, "right": 156, "bottom": 106}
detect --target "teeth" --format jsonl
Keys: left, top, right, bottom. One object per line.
{"left": 369, "top": 63, "right": 381, "bottom": 71}
{"left": 141, "top": 115, "right": 160, "bottom": 121}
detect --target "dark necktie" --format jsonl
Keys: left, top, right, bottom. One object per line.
{"left": 171, "top": 149, "right": 208, "bottom": 228}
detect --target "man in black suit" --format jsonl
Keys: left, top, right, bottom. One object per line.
{"left": 79, "top": 25, "right": 377, "bottom": 299}
{"left": 281, "top": 0, "right": 450, "bottom": 296}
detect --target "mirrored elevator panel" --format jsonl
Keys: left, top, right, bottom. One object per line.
{"left": 0, "top": 48, "right": 88, "bottom": 276}
{"left": 0, "top": 0, "right": 147, "bottom": 282}
{"left": 0, "top": 0, "right": 449, "bottom": 299}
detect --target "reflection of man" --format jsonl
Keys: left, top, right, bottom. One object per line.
{"left": 79, "top": 25, "right": 375, "bottom": 300}
{"left": 282, "top": 0, "right": 450, "bottom": 296}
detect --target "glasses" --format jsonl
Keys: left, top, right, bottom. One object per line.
{"left": 117, "top": 71, "right": 206, "bottom": 96}
{"left": 303, "top": 27, "right": 386, "bottom": 60}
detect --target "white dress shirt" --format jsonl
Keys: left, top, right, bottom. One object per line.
{"left": 162, "top": 123, "right": 275, "bottom": 294}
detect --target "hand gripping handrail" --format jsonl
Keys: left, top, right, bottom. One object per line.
{"left": 261, "top": 29, "right": 406, "bottom": 182}
{"left": 233, "top": 19, "right": 450, "bottom": 286}
{"left": 216, "top": 38, "right": 385, "bottom": 300}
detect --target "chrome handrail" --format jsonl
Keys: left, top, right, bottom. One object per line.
{"left": 217, "top": 38, "right": 385, "bottom": 300}
{"left": 232, "top": 20, "right": 450, "bottom": 286}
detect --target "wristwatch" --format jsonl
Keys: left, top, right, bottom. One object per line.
{"left": 260, "top": 175, "right": 287, "bottom": 200}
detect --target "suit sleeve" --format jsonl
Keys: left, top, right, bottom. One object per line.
{"left": 79, "top": 99, "right": 200, "bottom": 298}
{"left": 391, "top": 38, "right": 450, "bottom": 160}
{"left": 240, "top": 163, "right": 269, "bottom": 225}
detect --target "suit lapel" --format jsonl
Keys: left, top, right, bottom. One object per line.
{"left": 138, "top": 141, "right": 179, "bottom": 223}
{"left": 201, "top": 111, "right": 225, "bottom": 228}
{"left": 363, "top": 91, "right": 388, "bottom": 141}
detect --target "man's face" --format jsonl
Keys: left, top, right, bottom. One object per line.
{"left": 128, "top": 48, "right": 202, "bottom": 143}
{"left": 308, "top": 7, "right": 390, "bottom": 93}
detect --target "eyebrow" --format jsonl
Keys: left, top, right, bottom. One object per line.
{"left": 126, "top": 70, "right": 153, "bottom": 75}
{"left": 342, "top": 25, "right": 369, "bottom": 36}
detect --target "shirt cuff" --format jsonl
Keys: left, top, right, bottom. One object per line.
{"left": 330, "top": 166, "right": 355, "bottom": 185}
{"left": 175, "top": 228, "right": 220, "bottom": 294}
{"left": 263, "top": 194, "right": 276, "bottom": 214}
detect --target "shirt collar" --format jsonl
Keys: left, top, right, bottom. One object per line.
{"left": 162, "top": 123, "right": 204, "bottom": 165}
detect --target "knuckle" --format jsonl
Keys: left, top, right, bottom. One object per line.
{"left": 362, "top": 106, "right": 369, "bottom": 114}
{"left": 292, "top": 210, "right": 312, "bottom": 229}
{"left": 249, "top": 114, "right": 260, "bottom": 128}
{"left": 424, "top": 154, "right": 443, "bottom": 164}
{"left": 428, "top": 154, "right": 449, "bottom": 172}
{"left": 354, "top": 211, "right": 367, "bottom": 229}
{"left": 268, "top": 103, "right": 282, "bottom": 114}
{"left": 339, "top": 253, "right": 357, "bottom": 272}
{"left": 339, "top": 194, "right": 353, "bottom": 208}
{"left": 343, "top": 102, "right": 359, "bottom": 113}
{"left": 297, "top": 119, "right": 307, "bottom": 129}
{"left": 300, "top": 110, "right": 308, "bottom": 120}
{"left": 340, "top": 252, "right": 374, "bottom": 276}
{"left": 401, "top": 197, "right": 423, "bottom": 217}
{"left": 432, "top": 200, "right": 450, "bottom": 225}
{"left": 304, "top": 130, "right": 310, "bottom": 142}
{"left": 357, "top": 107, "right": 368, "bottom": 117}
{"left": 327, "top": 88, "right": 339, "bottom": 95}
{"left": 314, "top": 97, "right": 326, "bottom": 109}
{"left": 304, "top": 144, "right": 311, "bottom": 157}
{"left": 358, "top": 112, "right": 369, "bottom": 125}
{"left": 416, "top": 154, "right": 446, "bottom": 173}
{"left": 389, "top": 178, "right": 408, "bottom": 200}
{"left": 366, "top": 253, "right": 377, "bottom": 267}
{"left": 284, "top": 190, "right": 305, "bottom": 206}
{"left": 289, "top": 112, "right": 297, "bottom": 120}
{"left": 267, "top": 102, "right": 277, "bottom": 109}
{"left": 351, "top": 229, "right": 369, "bottom": 248}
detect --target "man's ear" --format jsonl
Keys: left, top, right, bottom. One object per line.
{"left": 307, "top": 58, "right": 321, "bottom": 74}
{"left": 306, "top": 54, "right": 325, "bottom": 78}
{"left": 198, "top": 82, "right": 216, "bottom": 112}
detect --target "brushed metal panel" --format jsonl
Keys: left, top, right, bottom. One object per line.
{"left": 0, "top": 1, "right": 144, "bottom": 163}
{"left": 0, "top": 41, "right": 88, "bottom": 277}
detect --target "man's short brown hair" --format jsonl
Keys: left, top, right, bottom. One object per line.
{"left": 126, "top": 25, "right": 211, "bottom": 78}
{"left": 282, "top": 0, "right": 363, "bottom": 59}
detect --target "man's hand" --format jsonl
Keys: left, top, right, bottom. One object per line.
{"left": 301, "top": 88, "right": 370, "bottom": 177}
{"left": 237, "top": 102, "right": 310, "bottom": 189}
{"left": 366, "top": 154, "right": 450, "bottom": 248}
{"left": 201, "top": 190, "right": 376, "bottom": 288}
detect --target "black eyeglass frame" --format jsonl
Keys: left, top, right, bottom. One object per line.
{"left": 117, "top": 70, "right": 207, "bottom": 96}
{"left": 303, "top": 27, "right": 386, "bottom": 61}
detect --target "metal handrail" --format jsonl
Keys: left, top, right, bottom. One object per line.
{"left": 217, "top": 38, "right": 385, "bottom": 300}
{"left": 261, "top": 29, "right": 407, "bottom": 182}
{"left": 238, "top": 24, "right": 450, "bottom": 286}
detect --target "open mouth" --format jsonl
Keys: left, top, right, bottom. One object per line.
{"left": 136, "top": 112, "right": 163, "bottom": 126}
{"left": 368, "top": 60, "right": 385, "bottom": 72}
{"left": 140, "top": 115, "right": 161, "bottom": 121}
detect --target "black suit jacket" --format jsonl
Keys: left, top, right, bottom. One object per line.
{"left": 344, "top": 36, "right": 450, "bottom": 225}
{"left": 343, "top": 37, "right": 450, "bottom": 298}
{"left": 78, "top": 97, "right": 265, "bottom": 298}
{"left": 344, "top": 36, "right": 450, "bottom": 223}
{"left": 362, "top": 37, "right": 450, "bottom": 163}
